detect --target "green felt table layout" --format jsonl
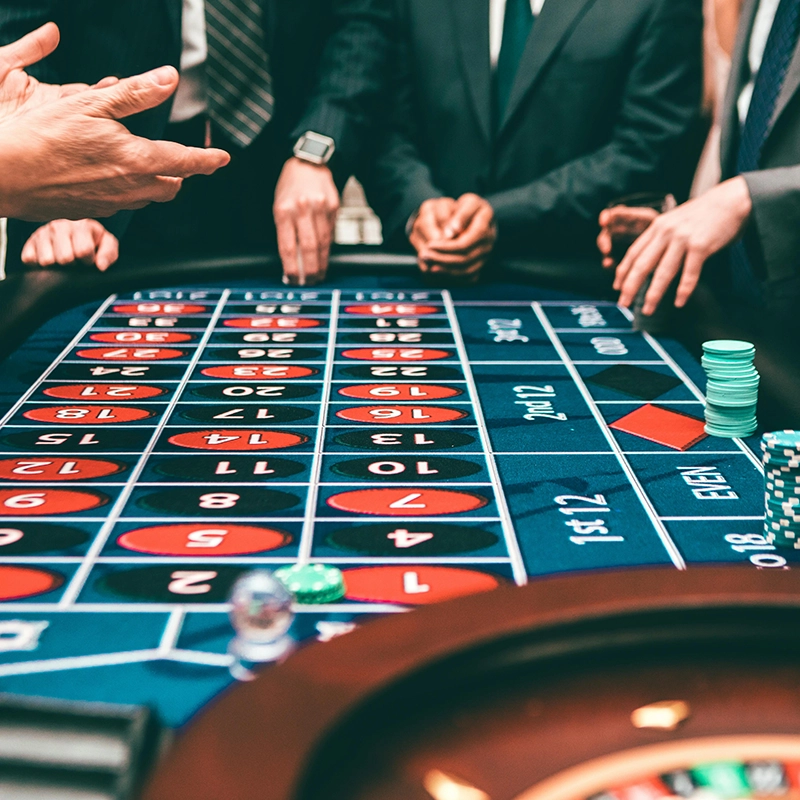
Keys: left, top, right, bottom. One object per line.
{"left": 0, "top": 277, "right": 774, "bottom": 728}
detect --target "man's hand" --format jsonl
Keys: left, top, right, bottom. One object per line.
{"left": 274, "top": 157, "right": 339, "bottom": 286}
{"left": 22, "top": 220, "right": 120, "bottom": 271}
{"left": 597, "top": 206, "right": 660, "bottom": 269}
{"left": 410, "top": 193, "right": 496, "bottom": 282}
{"left": 0, "top": 25, "right": 230, "bottom": 221}
{"left": 614, "top": 177, "right": 753, "bottom": 315}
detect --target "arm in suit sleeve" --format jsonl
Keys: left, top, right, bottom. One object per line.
{"left": 355, "top": 15, "right": 443, "bottom": 246}
{"left": 743, "top": 166, "right": 800, "bottom": 282}
{"left": 485, "top": 0, "right": 703, "bottom": 249}
{"left": 291, "top": 0, "right": 394, "bottom": 184}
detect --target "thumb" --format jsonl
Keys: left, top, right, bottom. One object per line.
{"left": 81, "top": 65, "right": 179, "bottom": 120}
{"left": 443, "top": 195, "right": 482, "bottom": 239}
{"left": 0, "top": 22, "right": 60, "bottom": 77}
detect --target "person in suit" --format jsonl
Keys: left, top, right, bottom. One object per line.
{"left": 359, "top": 0, "right": 704, "bottom": 281}
{"left": 603, "top": 0, "right": 800, "bottom": 320}
{"left": 0, "top": 23, "right": 229, "bottom": 222}
{"left": 2, "top": 0, "right": 391, "bottom": 284}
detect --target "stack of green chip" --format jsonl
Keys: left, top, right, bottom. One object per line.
{"left": 701, "top": 340, "right": 759, "bottom": 438}
{"left": 273, "top": 563, "right": 346, "bottom": 604}
{"left": 762, "top": 430, "right": 800, "bottom": 548}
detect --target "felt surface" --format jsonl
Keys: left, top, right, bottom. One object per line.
{"left": 0, "top": 277, "right": 773, "bottom": 728}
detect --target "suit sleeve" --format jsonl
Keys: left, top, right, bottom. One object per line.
{"left": 743, "top": 166, "right": 800, "bottom": 282}
{"left": 291, "top": 0, "right": 394, "bottom": 185}
{"left": 356, "top": 9, "right": 443, "bottom": 246}
{"left": 485, "top": 0, "right": 703, "bottom": 247}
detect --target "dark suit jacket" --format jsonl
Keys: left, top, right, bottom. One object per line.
{"left": 0, "top": 0, "right": 391, "bottom": 252}
{"left": 361, "top": 0, "right": 703, "bottom": 258}
{"left": 720, "top": 0, "right": 800, "bottom": 289}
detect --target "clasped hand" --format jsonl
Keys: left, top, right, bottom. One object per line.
{"left": 410, "top": 193, "right": 497, "bottom": 282}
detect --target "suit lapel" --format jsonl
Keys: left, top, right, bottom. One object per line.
{"left": 448, "top": 0, "right": 493, "bottom": 143}
{"left": 499, "top": 0, "right": 598, "bottom": 133}
{"left": 719, "top": 0, "right": 760, "bottom": 175}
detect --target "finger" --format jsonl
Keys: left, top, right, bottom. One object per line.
{"left": 641, "top": 240, "right": 685, "bottom": 316}
{"left": 443, "top": 194, "right": 483, "bottom": 238}
{"left": 95, "top": 231, "right": 120, "bottom": 272}
{"left": 614, "top": 225, "right": 659, "bottom": 290}
{"left": 618, "top": 234, "right": 669, "bottom": 308}
{"left": 294, "top": 208, "right": 320, "bottom": 287}
{"left": 50, "top": 220, "right": 78, "bottom": 265}
{"left": 310, "top": 207, "right": 333, "bottom": 285}
{"left": 0, "top": 22, "right": 59, "bottom": 77}
{"left": 82, "top": 65, "right": 180, "bottom": 120}
{"left": 414, "top": 205, "right": 445, "bottom": 245}
{"left": 142, "top": 139, "right": 230, "bottom": 179}
{"left": 21, "top": 232, "right": 40, "bottom": 265}
{"left": 92, "top": 76, "right": 119, "bottom": 89}
{"left": 597, "top": 228, "right": 611, "bottom": 258}
{"left": 71, "top": 221, "right": 100, "bottom": 264}
{"left": 37, "top": 226, "right": 56, "bottom": 267}
{"left": 674, "top": 249, "right": 706, "bottom": 308}
{"left": 89, "top": 176, "right": 184, "bottom": 217}
{"left": 275, "top": 214, "right": 301, "bottom": 285}
{"left": 433, "top": 198, "right": 457, "bottom": 233}
{"left": 420, "top": 238, "right": 494, "bottom": 266}
{"left": 427, "top": 207, "right": 495, "bottom": 253}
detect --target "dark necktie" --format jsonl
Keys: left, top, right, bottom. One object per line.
{"left": 205, "top": 0, "right": 274, "bottom": 148}
{"left": 732, "top": 0, "right": 800, "bottom": 297}
{"left": 494, "top": 0, "right": 534, "bottom": 130}
{"left": 737, "top": 0, "right": 800, "bottom": 174}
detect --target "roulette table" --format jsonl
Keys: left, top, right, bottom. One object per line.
{"left": 0, "top": 253, "right": 796, "bottom": 800}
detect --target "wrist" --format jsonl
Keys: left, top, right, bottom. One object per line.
{"left": 729, "top": 176, "right": 753, "bottom": 221}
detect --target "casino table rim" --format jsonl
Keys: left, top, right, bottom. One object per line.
{"left": 143, "top": 567, "right": 800, "bottom": 800}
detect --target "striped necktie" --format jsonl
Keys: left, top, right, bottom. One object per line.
{"left": 205, "top": 0, "right": 274, "bottom": 148}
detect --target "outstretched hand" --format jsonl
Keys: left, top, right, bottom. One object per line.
{"left": 614, "top": 178, "right": 753, "bottom": 315}
{"left": 0, "top": 23, "right": 231, "bottom": 221}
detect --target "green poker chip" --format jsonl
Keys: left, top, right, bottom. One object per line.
{"left": 273, "top": 563, "right": 346, "bottom": 604}
{"left": 702, "top": 340, "right": 756, "bottom": 357}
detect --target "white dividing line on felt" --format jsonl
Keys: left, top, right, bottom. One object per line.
{"left": 442, "top": 290, "right": 528, "bottom": 586}
{"left": 298, "top": 288, "right": 339, "bottom": 566}
{"left": 532, "top": 301, "right": 687, "bottom": 571}
{"left": 58, "top": 291, "right": 233, "bottom": 608}
{"left": 622, "top": 308, "right": 764, "bottom": 474}
{"left": 0, "top": 295, "right": 118, "bottom": 429}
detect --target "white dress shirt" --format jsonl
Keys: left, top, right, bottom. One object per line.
{"left": 169, "top": 0, "right": 209, "bottom": 124}
{"left": 737, "top": 0, "right": 782, "bottom": 124}
{"left": 490, "top": 0, "right": 545, "bottom": 68}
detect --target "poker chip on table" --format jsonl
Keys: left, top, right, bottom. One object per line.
{"left": 701, "top": 340, "right": 759, "bottom": 438}
{"left": 274, "top": 563, "right": 346, "bottom": 604}
{"left": 762, "top": 431, "right": 800, "bottom": 548}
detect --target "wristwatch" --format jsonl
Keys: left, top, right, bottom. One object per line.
{"left": 293, "top": 131, "right": 336, "bottom": 165}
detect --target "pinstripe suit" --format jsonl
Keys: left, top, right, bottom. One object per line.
{"left": 0, "top": 0, "right": 391, "bottom": 263}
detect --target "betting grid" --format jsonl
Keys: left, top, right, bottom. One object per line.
{"left": 0, "top": 288, "right": 525, "bottom": 673}
{"left": 0, "top": 285, "right": 783, "bottom": 718}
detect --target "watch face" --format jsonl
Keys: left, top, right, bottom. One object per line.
{"left": 301, "top": 138, "right": 331, "bottom": 158}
